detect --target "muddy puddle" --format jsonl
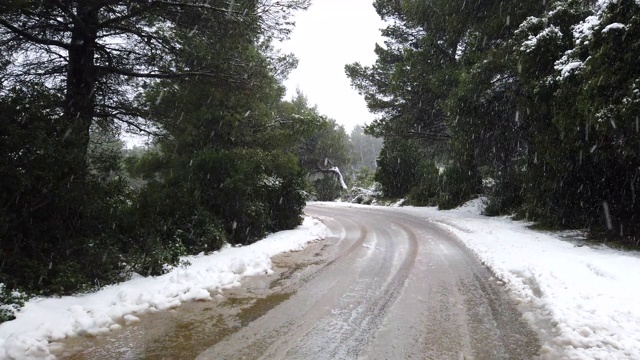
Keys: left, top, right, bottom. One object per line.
{"left": 54, "top": 240, "right": 332, "bottom": 360}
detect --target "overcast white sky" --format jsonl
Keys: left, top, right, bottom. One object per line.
{"left": 278, "top": 0, "right": 385, "bottom": 132}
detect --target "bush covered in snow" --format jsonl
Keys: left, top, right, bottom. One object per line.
{"left": 0, "top": 284, "right": 27, "bottom": 323}
{"left": 345, "top": 184, "right": 383, "bottom": 205}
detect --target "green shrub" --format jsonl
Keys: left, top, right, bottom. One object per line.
{"left": 437, "top": 162, "right": 482, "bottom": 210}
{"left": 375, "top": 139, "right": 442, "bottom": 199}
{"left": 192, "top": 149, "right": 307, "bottom": 244}
{"left": 0, "top": 97, "right": 133, "bottom": 294}
{"left": 407, "top": 162, "right": 441, "bottom": 206}
{"left": 121, "top": 178, "right": 227, "bottom": 276}
{"left": 351, "top": 167, "right": 376, "bottom": 189}
{"left": 407, "top": 182, "right": 439, "bottom": 206}
{"left": 313, "top": 176, "right": 343, "bottom": 201}
{"left": 483, "top": 165, "right": 525, "bottom": 217}
{"left": 0, "top": 284, "right": 29, "bottom": 323}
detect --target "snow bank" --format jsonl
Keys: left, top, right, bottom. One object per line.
{"left": 407, "top": 201, "right": 640, "bottom": 359}
{"left": 0, "top": 217, "right": 329, "bottom": 360}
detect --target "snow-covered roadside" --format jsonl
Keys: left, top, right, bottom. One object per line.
{"left": 417, "top": 202, "right": 640, "bottom": 359}
{"left": 322, "top": 200, "right": 640, "bottom": 359}
{"left": 0, "top": 217, "right": 329, "bottom": 360}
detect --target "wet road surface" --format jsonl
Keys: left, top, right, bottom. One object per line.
{"left": 58, "top": 204, "right": 540, "bottom": 359}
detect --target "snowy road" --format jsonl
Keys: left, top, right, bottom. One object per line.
{"left": 57, "top": 203, "right": 539, "bottom": 359}
{"left": 193, "top": 204, "right": 539, "bottom": 359}
{"left": 9, "top": 201, "right": 640, "bottom": 359}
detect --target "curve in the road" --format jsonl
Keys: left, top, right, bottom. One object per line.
{"left": 196, "top": 204, "right": 540, "bottom": 360}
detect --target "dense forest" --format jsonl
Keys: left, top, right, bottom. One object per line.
{"left": 347, "top": 0, "right": 639, "bottom": 240}
{"left": 0, "top": 0, "right": 384, "bottom": 320}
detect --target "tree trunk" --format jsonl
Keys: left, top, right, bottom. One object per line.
{"left": 63, "top": 3, "right": 99, "bottom": 176}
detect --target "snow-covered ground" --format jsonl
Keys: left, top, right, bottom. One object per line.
{"left": 0, "top": 217, "right": 330, "bottom": 360}
{"left": 3, "top": 201, "right": 640, "bottom": 359}
{"left": 416, "top": 202, "right": 640, "bottom": 360}
{"left": 325, "top": 200, "right": 640, "bottom": 359}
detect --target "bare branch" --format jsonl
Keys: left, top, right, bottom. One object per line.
{"left": 96, "top": 65, "right": 234, "bottom": 81}
{"left": 98, "top": 0, "right": 241, "bottom": 28}
{"left": 98, "top": 3, "right": 157, "bottom": 28}
{"left": 95, "top": 111, "right": 163, "bottom": 138}
{"left": 52, "top": 0, "right": 83, "bottom": 28}
{"left": 0, "top": 18, "right": 71, "bottom": 49}
{"left": 103, "top": 24, "right": 178, "bottom": 53}
{"left": 96, "top": 66, "right": 201, "bottom": 79}
{"left": 149, "top": 0, "right": 240, "bottom": 14}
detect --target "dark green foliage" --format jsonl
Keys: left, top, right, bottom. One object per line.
{"left": 375, "top": 139, "right": 427, "bottom": 198}
{"left": 512, "top": 0, "right": 640, "bottom": 235}
{"left": 0, "top": 86, "right": 130, "bottom": 295}
{"left": 279, "top": 92, "right": 351, "bottom": 195}
{"left": 568, "top": 0, "right": 640, "bottom": 236}
{"left": 312, "top": 177, "right": 344, "bottom": 201}
{"left": 0, "top": 0, "right": 314, "bottom": 313}
{"left": 0, "top": 284, "right": 27, "bottom": 322}
{"left": 375, "top": 138, "right": 449, "bottom": 206}
{"left": 349, "top": 0, "right": 640, "bottom": 240}
{"left": 436, "top": 162, "right": 482, "bottom": 210}
{"left": 191, "top": 149, "right": 306, "bottom": 244}
{"left": 121, "top": 178, "right": 226, "bottom": 276}
{"left": 406, "top": 170, "right": 440, "bottom": 206}
{"left": 351, "top": 167, "right": 377, "bottom": 189}
{"left": 116, "top": 145, "right": 307, "bottom": 277}
{"left": 133, "top": 25, "right": 311, "bottom": 247}
{"left": 484, "top": 171, "right": 525, "bottom": 216}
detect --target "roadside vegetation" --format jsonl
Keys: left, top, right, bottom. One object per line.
{"left": 347, "top": 0, "right": 640, "bottom": 244}
{"left": 0, "top": 0, "right": 382, "bottom": 321}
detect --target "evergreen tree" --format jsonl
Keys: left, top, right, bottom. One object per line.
{"left": 350, "top": 0, "right": 640, "bottom": 240}
{"left": 0, "top": 0, "right": 313, "bottom": 301}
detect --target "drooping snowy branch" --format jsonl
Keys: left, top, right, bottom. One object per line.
{"left": 329, "top": 167, "right": 348, "bottom": 190}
